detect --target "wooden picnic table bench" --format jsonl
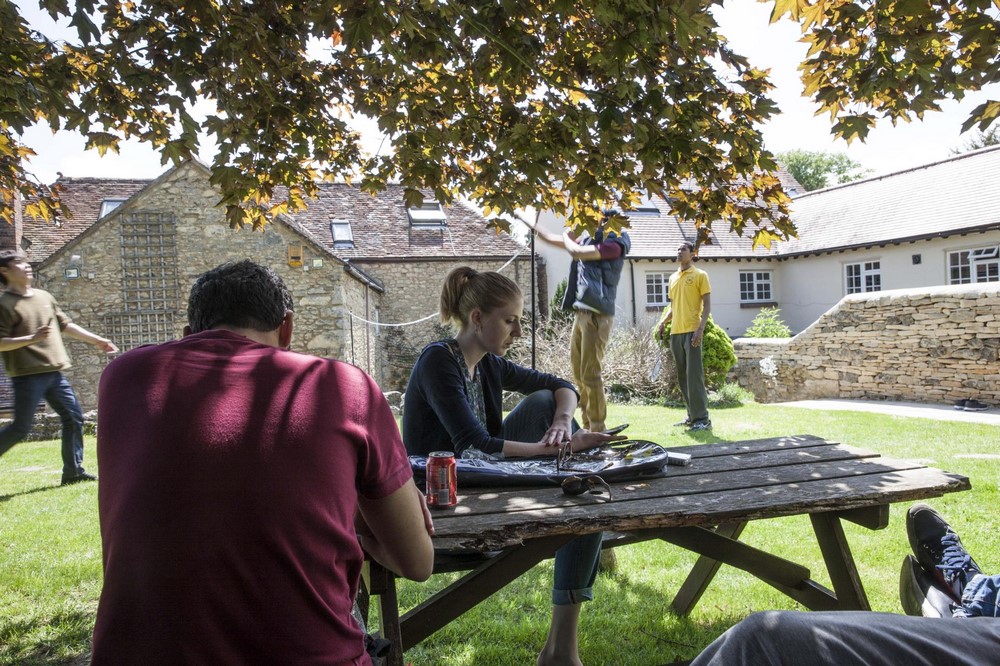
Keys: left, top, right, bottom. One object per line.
{"left": 361, "top": 434, "right": 971, "bottom": 665}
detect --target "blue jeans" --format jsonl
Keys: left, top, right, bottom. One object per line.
{"left": 955, "top": 574, "right": 1000, "bottom": 618}
{"left": 0, "top": 371, "right": 85, "bottom": 478}
{"left": 503, "top": 390, "right": 603, "bottom": 606}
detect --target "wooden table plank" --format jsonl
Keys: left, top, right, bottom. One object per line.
{"left": 436, "top": 451, "right": 913, "bottom": 521}
{"left": 431, "top": 466, "right": 969, "bottom": 550}
{"left": 676, "top": 434, "right": 834, "bottom": 458}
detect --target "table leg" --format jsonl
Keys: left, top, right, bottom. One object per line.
{"left": 810, "top": 512, "right": 871, "bottom": 611}
{"left": 400, "top": 534, "right": 575, "bottom": 651}
{"left": 670, "top": 521, "right": 746, "bottom": 615}
{"left": 663, "top": 523, "right": 842, "bottom": 613}
{"left": 366, "top": 560, "right": 405, "bottom": 666}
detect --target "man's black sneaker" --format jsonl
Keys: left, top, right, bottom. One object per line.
{"left": 688, "top": 420, "right": 712, "bottom": 432}
{"left": 952, "top": 399, "right": 968, "bottom": 410}
{"left": 61, "top": 472, "right": 98, "bottom": 485}
{"left": 964, "top": 399, "right": 989, "bottom": 412}
{"left": 906, "top": 503, "right": 982, "bottom": 601}
{"left": 899, "top": 555, "right": 954, "bottom": 618}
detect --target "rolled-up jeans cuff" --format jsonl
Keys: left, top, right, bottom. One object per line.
{"left": 552, "top": 586, "right": 595, "bottom": 606}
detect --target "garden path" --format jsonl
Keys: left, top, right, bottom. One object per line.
{"left": 770, "top": 399, "right": 1000, "bottom": 427}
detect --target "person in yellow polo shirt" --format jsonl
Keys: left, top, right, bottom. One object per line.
{"left": 657, "top": 242, "right": 712, "bottom": 431}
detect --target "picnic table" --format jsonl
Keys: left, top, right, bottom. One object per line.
{"left": 361, "top": 434, "right": 971, "bottom": 665}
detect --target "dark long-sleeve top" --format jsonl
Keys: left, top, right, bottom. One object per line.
{"left": 402, "top": 340, "right": 577, "bottom": 457}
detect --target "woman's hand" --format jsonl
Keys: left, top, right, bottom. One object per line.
{"left": 569, "top": 429, "right": 627, "bottom": 453}
{"left": 540, "top": 415, "right": 574, "bottom": 447}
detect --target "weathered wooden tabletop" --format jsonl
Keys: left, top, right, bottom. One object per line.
{"left": 365, "top": 434, "right": 971, "bottom": 664}
{"left": 427, "top": 433, "right": 970, "bottom": 551}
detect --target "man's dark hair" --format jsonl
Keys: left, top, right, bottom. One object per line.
{"left": 0, "top": 250, "right": 25, "bottom": 286}
{"left": 187, "top": 260, "right": 294, "bottom": 333}
{"left": 677, "top": 242, "right": 695, "bottom": 254}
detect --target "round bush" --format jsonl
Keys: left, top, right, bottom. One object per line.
{"left": 652, "top": 315, "right": 737, "bottom": 388}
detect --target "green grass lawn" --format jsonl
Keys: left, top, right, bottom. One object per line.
{"left": 1, "top": 403, "right": 997, "bottom": 665}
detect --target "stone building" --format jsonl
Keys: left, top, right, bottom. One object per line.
{"left": 5, "top": 160, "right": 534, "bottom": 409}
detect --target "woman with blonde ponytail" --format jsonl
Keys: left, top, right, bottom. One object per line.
{"left": 404, "top": 266, "right": 623, "bottom": 666}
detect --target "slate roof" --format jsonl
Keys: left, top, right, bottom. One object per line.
{"left": 618, "top": 165, "right": 802, "bottom": 261}
{"left": 778, "top": 145, "right": 1000, "bottom": 257}
{"left": 281, "top": 183, "right": 525, "bottom": 260}
{"left": 621, "top": 199, "right": 780, "bottom": 261}
{"left": 0, "top": 213, "right": 16, "bottom": 251}
{"left": 21, "top": 178, "right": 151, "bottom": 264}
{"left": 623, "top": 149, "right": 1000, "bottom": 261}
{"left": 20, "top": 171, "right": 525, "bottom": 265}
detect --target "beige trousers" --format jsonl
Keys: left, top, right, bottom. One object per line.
{"left": 570, "top": 310, "right": 613, "bottom": 432}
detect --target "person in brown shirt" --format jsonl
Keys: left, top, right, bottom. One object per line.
{"left": 0, "top": 251, "right": 118, "bottom": 484}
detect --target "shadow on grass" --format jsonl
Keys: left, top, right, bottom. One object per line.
{"left": 395, "top": 550, "right": 748, "bottom": 666}
{"left": 0, "top": 484, "right": 60, "bottom": 503}
{"left": 0, "top": 609, "right": 93, "bottom": 666}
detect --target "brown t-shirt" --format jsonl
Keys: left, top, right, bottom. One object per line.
{"left": 0, "top": 289, "right": 73, "bottom": 377}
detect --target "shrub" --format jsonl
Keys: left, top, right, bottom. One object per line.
{"left": 507, "top": 317, "right": 676, "bottom": 404}
{"left": 549, "top": 279, "right": 572, "bottom": 326}
{"left": 710, "top": 381, "right": 755, "bottom": 408}
{"left": 652, "top": 315, "right": 737, "bottom": 388}
{"left": 744, "top": 307, "right": 792, "bottom": 338}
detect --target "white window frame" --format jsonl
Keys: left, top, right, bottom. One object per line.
{"left": 845, "top": 260, "right": 881, "bottom": 294}
{"left": 99, "top": 199, "right": 127, "bottom": 218}
{"left": 645, "top": 272, "right": 670, "bottom": 307}
{"left": 949, "top": 245, "right": 1000, "bottom": 284}
{"left": 739, "top": 270, "right": 773, "bottom": 303}
{"left": 406, "top": 201, "right": 447, "bottom": 226}
{"left": 330, "top": 219, "right": 354, "bottom": 249}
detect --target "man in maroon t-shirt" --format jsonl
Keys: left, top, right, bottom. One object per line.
{"left": 92, "top": 261, "right": 433, "bottom": 665}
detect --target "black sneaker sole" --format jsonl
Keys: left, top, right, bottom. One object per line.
{"left": 61, "top": 474, "right": 98, "bottom": 485}
{"left": 899, "top": 555, "right": 953, "bottom": 618}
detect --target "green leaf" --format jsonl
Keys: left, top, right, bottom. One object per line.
{"left": 961, "top": 100, "right": 1000, "bottom": 134}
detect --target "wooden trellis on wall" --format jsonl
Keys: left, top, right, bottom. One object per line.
{"left": 102, "top": 211, "right": 181, "bottom": 351}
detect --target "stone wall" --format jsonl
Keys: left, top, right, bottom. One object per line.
{"left": 35, "top": 162, "right": 373, "bottom": 409}
{"left": 731, "top": 283, "right": 1000, "bottom": 404}
{"left": 356, "top": 257, "right": 537, "bottom": 390}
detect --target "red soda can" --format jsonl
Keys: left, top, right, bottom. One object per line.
{"left": 426, "top": 451, "right": 458, "bottom": 508}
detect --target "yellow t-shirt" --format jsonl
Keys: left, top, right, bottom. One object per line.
{"left": 668, "top": 266, "right": 711, "bottom": 335}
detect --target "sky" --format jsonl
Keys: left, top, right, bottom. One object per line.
{"left": 16, "top": 0, "right": 1000, "bottom": 184}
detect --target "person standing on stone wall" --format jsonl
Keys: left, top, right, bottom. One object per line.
{"left": 524, "top": 214, "right": 631, "bottom": 433}
{"left": 0, "top": 250, "right": 118, "bottom": 484}
{"left": 656, "top": 242, "right": 712, "bottom": 431}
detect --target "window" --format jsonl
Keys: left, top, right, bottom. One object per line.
{"left": 330, "top": 219, "right": 354, "bottom": 249}
{"left": 629, "top": 195, "right": 660, "bottom": 216}
{"left": 949, "top": 246, "right": 999, "bottom": 284}
{"left": 739, "top": 271, "right": 773, "bottom": 303}
{"left": 99, "top": 198, "right": 127, "bottom": 218}
{"left": 406, "top": 201, "right": 447, "bottom": 226}
{"left": 845, "top": 260, "right": 881, "bottom": 294}
{"left": 645, "top": 272, "right": 669, "bottom": 307}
